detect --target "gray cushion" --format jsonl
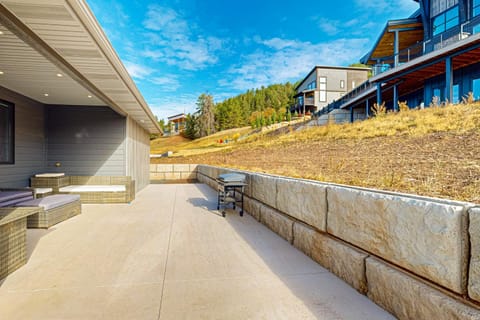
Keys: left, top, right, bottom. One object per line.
{"left": 16, "top": 194, "right": 80, "bottom": 211}
{"left": 0, "top": 190, "right": 33, "bottom": 203}
{"left": 0, "top": 195, "right": 35, "bottom": 207}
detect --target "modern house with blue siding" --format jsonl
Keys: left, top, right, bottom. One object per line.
{"left": 322, "top": 0, "right": 480, "bottom": 118}
{"left": 0, "top": 1, "right": 161, "bottom": 191}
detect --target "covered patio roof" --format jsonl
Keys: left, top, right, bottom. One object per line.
{"left": 0, "top": 0, "right": 160, "bottom": 134}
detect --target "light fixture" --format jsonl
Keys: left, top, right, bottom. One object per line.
{"left": 44, "top": 93, "right": 49, "bottom": 97}
{"left": 87, "top": 95, "right": 92, "bottom": 98}
{"left": 0, "top": 31, "right": 3, "bottom": 35}
{"left": 56, "top": 73, "right": 63, "bottom": 77}
{"left": 0, "top": 71, "right": 4, "bottom": 75}
{"left": 140, "top": 119, "right": 145, "bottom": 123}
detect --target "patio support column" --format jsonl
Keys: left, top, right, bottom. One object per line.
{"left": 393, "top": 30, "right": 400, "bottom": 67}
{"left": 376, "top": 82, "right": 382, "bottom": 106}
{"left": 350, "top": 106, "right": 354, "bottom": 123}
{"left": 366, "top": 99, "right": 370, "bottom": 118}
{"left": 445, "top": 56, "right": 453, "bottom": 103}
{"left": 393, "top": 83, "right": 399, "bottom": 112}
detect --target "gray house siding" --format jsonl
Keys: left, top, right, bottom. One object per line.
{"left": 126, "top": 116, "right": 150, "bottom": 191}
{"left": 0, "top": 86, "right": 46, "bottom": 187}
{"left": 46, "top": 106, "right": 126, "bottom": 176}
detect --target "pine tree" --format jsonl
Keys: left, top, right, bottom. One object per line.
{"left": 196, "top": 93, "right": 215, "bottom": 137}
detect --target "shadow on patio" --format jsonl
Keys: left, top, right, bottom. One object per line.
{"left": 0, "top": 184, "right": 394, "bottom": 320}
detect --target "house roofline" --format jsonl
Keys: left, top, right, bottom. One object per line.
{"left": 295, "top": 65, "right": 371, "bottom": 91}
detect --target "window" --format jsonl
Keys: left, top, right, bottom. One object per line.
{"left": 474, "top": 0, "right": 480, "bottom": 17}
{"left": 474, "top": 24, "right": 480, "bottom": 34}
{"left": 432, "top": 6, "right": 459, "bottom": 36}
{"left": 473, "top": 78, "right": 480, "bottom": 101}
{"left": 433, "top": 87, "right": 442, "bottom": 104}
{"left": 431, "top": 0, "right": 458, "bottom": 16}
{"left": 319, "top": 77, "right": 327, "bottom": 102}
{"left": 306, "top": 80, "right": 316, "bottom": 90}
{"left": 340, "top": 80, "right": 345, "bottom": 89}
{"left": 0, "top": 100, "right": 14, "bottom": 164}
{"left": 452, "top": 84, "right": 459, "bottom": 103}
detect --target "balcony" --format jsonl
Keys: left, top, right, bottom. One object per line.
{"left": 372, "top": 18, "right": 480, "bottom": 77}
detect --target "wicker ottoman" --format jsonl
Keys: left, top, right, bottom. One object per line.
{"left": 16, "top": 194, "right": 81, "bottom": 229}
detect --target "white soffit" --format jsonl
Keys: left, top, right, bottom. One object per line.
{"left": 0, "top": 0, "right": 160, "bottom": 133}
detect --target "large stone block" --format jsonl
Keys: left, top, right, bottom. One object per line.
{"left": 197, "top": 165, "right": 214, "bottom": 179}
{"left": 181, "top": 172, "right": 197, "bottom": 180}
{"left": 468, "top": 207, "right": 480, "bottom": 302}
{"left": 251, "top": 174, "right": 277, "bottom": 208}
{"left": 156, "top": 164, "right": 174, "bottom": 173}
{"left": 149, "top": 164, "right": 157, "bottom": 173}
{"left": 173, "top": 164, "right": 190, "bottom": 172}
{"left": 366, "top": 258, "right": 480, "bottom": 320}
{"left": 327, "top": 186, "right": 469, "bottom": 294}
{"left": 189, "top": 164, "right": 198, "bottom": 172}
{"left": 150, "top": 172, "right": 166, "bottom": 180}
{"left": 165, "top": 172, "right": 182, "bottom": 180}
{"left": 293, "top": 223, "right": 368, "bottom": 293}
{"left": 260, "top": 204, "right": 294, "bottom": 243}
{"left": 277, "top": 178, "right": 327, "bottom": 231}
{"left": 244, "top": 197, "right": 261, "bottom": 221}
{"left": 292, "top": 222, "right": 316, "bottom": 257}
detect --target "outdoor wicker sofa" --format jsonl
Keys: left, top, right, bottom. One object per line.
{"left": 0, "top": 189, "right": 81, "bottom": 229}
{"left": 31, "top": 175, "right": 135, "bottom": 204}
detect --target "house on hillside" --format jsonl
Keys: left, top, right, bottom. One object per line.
{"left": 291, "top": 66, "right": 369, "bottom": 118}
{"left": 168, "top": 113, "right": 187, "bottom": 134}
{"left": 326, "top": 0, "right": 480, "bottom": 119}
{"left": 0, "top": 1, "right": 161, "bottom": 192}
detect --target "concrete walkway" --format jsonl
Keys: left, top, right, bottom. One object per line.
{"left": 0, "top": 184, "right": 395, "bottom": 319}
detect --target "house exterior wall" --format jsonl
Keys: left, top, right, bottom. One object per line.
{"left": 126, "top": 116, "right": 150, "bottom": 191}
{"left": 296, "top": 67, "right": 369, "bottom": 113}
{"left": 46, "top": 106, "right": 126, "bottom": 176}
{"left": 0, "top": 87, "right": 46, "bottom": 187}
{"left": 296, "top": 71, "right": 318, "bottom": 92}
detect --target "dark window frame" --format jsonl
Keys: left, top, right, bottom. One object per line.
{"left": 432, "top": 5, "right": 459, "bottom": 36}
{"left": 474, "top": 0, "right": 480, "bottom": 17}
{"left": 0, "top": 100, "right": 14, "bottom": 165}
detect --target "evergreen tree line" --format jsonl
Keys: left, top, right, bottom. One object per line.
{"left": 184, "top": 82, "right": 297, "bottom": 139}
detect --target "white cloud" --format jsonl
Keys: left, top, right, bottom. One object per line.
{"left": 151, "top": 76, "right": 180, "bottom": 91}
{"left": 220, "top": 37, "right": 369, "bottom": 91}
{"left": 149, "top": 93, "right": 199, "bottom": 122}
{"left": 123, "top": 61, "right": 154, "bottom": 79}
{"left": 317, "top": 18, "right": 341, "bottom": 36}
{"left": 141, "top": 5, "right": 225, "bottom": 71}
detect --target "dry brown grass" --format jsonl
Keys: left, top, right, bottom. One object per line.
{"left": 152, "top": 103, "right": 480, "bottom": 203}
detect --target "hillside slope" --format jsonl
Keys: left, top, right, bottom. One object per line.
{"left": 152, "top": 103, "right": 480, "bottom": 203}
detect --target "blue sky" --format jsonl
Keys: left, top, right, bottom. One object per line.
{"left": 87, "top": 0, "right": 419, "bottom": 122}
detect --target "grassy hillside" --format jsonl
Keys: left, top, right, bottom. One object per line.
{"left": 151, "top": 103, "right": 480, "bottom": 203}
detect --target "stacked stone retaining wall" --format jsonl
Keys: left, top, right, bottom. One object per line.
{"left": 150, "top": 164, "right": 198, "bottom": 183}
{"left": 194, "top": 164, "right": 480, "bottom": 320}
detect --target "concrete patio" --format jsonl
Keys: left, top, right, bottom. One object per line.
{"left": 0, "top": 184, "right": 394, "bottom": 319}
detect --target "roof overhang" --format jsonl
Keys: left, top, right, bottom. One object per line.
{"left": 295, "top": 65, "right": 371, "bottom": 91}
{"left": 168, "top": 113, "right": 186, "bottom": 121}
{"left": 0, "top": 0, "right": 161, "bottom": 134}
{"left": 361, "top": 18, "right": 424, "bottom": 65}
